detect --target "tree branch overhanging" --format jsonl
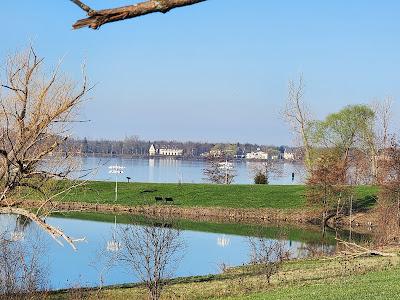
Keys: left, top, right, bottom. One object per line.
{"left": 0, "top": 46, "right": 91, "bottom": 250}
{"left": 71, "top": 0, "right": 207, "bottom": 30}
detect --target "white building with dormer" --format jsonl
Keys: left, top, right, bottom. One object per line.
{"left": 149, "top": 144, "right": 157, "bottom": 156}
{"left": 149, "top": 144, "right": 183, "bottom": 157}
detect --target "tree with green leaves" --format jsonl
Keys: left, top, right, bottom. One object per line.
{"left": 306, "top": 105, "right": 376, "bottom": 229}
{"left": 311, "top": 104, "right": 375, "bottom": 183}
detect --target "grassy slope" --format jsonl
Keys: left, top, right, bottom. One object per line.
{"left": 51, "top": 181, "right": 377, "bottom": 210}
{"left": 52, "top": 253, "right": 400, "bottom": 300}
{"left": 228, "top": 266, "right": 400, "bottom": 300}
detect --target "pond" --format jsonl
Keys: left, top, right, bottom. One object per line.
{"left": 0, "top": 213, "right": 364, "bottom": 290}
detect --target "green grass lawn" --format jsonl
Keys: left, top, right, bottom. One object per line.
{"left": 226, "top": 265, "right": 400, "bottom": 300}
{"left": 47, "top": 181, "right": 377, "bottom": 210}
{"left": 51, "top": 252, "right": 400, "bottom": 300}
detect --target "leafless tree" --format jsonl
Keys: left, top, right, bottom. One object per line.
{"left": 114, "top": 220, "right": 184, "bottom": 300}
{"left": 248, "top": 235, "right": 289, "bottom": 284}
{"left": 0, "top": 47, "right": 90, "bottom": 249}
{"left": 372, "top": 97, "right": 393, "bottom": 150}
{"left": 283, "top": 75, "right": 314, "bottom": 172}
{"left": 370, "top": 97, "right": 394, "bottom": 184}
{"left": 203, "top": 158, "right": 236, "bottom": 184}
{"left": 0, "top": 223, "right": 49, "bottom": 300}
{"left": 69, "top": 0, "right": 207, "bottom": 29}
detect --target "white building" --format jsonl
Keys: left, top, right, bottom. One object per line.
{"left": 149, "top": 144, "right": 183, "bottom": 156}
{"left": 159, "top": 148, "right": 183, "bottom": 156}
{"left": 245, "top": 150, "right": 269, "bottom": 160}
{"left": 149, "top": 144, "right": 157, "bottom": 156}
{"left": 283, "top": 149, "right": 295, "bottom": 160}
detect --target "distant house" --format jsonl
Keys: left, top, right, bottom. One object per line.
{"left": 159, "top": 148, "right": 184, "bottom": 156}
{"left": 234, "top": 148, "right": 246, "bottom": 159}
{"left": 246, "top": 149, "right": 269, "bottom": 160}
{"left": 283, "top": 150, "right": 295, "bottom": 160}
{"left": 201, "top": 149, "right": 224, "bottom": 158}
{"left": 149, "top": 144, "right": 157, "bottom": 156}
{"left": 270, "top": 154, "right": 280, "bottom": 160}
{"left": 149, "top": 144, "right": 183, "bottom": 157}
{"left": 283, "top": 147, "right": 302, "bottom": 160}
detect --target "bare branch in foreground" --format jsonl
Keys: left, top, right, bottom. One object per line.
{"left": 71, "top": 0, "right": 207, "bottom": 29}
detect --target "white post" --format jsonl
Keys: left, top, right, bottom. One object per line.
{"left": 225, "top": 158, "right": 228, "bottom": 184}
{"left": 115, "top": 173, "right": 118, "bottom": 202}
{"left": 109, "top": 165, "right": 125, "bottom": 202}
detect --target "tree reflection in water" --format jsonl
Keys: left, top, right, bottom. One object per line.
{"left": 0, "top": 215, "right": 49, "bottom": 300}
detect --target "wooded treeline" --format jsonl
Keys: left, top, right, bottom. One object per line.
{"left": 64, "top": 137, "right": 285, "bottom": 158}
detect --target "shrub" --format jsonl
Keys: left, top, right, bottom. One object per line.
{"left": 254, "top": 172, "right": 268, "bottom": 184}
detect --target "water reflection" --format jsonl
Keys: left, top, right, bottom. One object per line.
{"left": 106, "top": 216, "right": 121, "bottom": 252}
{"left": 0, "top": 216, "right": 49, "bottom": 299}
{"left": 0, "top": 213, "right": 370, "bottom": 290}
{"left": 217, "top": 235, "right": 231, "bottom": 247}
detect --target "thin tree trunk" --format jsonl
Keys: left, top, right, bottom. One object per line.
{"left": 349, "top": 195, "right": 353, "bottom": 241}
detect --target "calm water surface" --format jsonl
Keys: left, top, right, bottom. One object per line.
{"left": 78, "top": 157, "right": 305, "bottom": 184}
{"left": 0, "top": 213, "right": 339, "bottom": 290}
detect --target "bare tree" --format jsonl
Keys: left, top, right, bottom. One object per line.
{"left": 114, "top": 220, "right": 184, "bottom": 300}
{"left": 370, "top": 97, "right": 394, "bottom": 184}
{"left": 248, "top": 235, "right": 289, "bottom": 284}
{"left": 0, "top": 47, "right": 90, "bottom": 249}
{"left": 283, "top": 75, "right": 314, "bottom": 172}
{"left": 371, "top": 97, "right": 393, "bottom": 150}
{"left": 70, "top": 0, "right": 207, "bottom": 29}
{"left": 203, "top": 159, "right": 236, "bottom": 184}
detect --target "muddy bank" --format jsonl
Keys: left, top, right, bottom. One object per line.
{"left": 22, "top": 200, "right": 320, "bottom": 226}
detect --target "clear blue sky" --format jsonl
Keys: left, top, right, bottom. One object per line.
{"left": 1, "top": 0, "right": 399, "bottom": 145}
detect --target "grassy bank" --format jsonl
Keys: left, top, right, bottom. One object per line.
{"left": 51, "top": 251, "right": 400, "bottom": 300}
{"left": 47, "top": 181, "right": 377, "bottom": 210}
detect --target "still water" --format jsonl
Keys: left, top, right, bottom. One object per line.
{"left": 0, "top": 213, "right": 340, "bottom": 290}
{"left": 78, "top": 157, "right": 305, "bottom": 184}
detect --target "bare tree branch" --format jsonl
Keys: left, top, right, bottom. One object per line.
{"left": 69, "top": 0, "right": 94, "bottom": 14}
{"left": 0, "top": 46, "right": 91, "bottom": 250}
{"left": 71, "top": 0, "right": 207, "bottom": 30}
{"left": 0, "top": 206, "right": 78, "bottom": 250}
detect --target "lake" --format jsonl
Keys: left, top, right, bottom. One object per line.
{"left": 0, "top": 213, "right": 351, "bottom": 290}
{"left": 77, "top": 156, "right": 306, "bottom": 184}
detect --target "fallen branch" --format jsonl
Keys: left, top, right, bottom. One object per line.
{"left": 71, "top": 0, "right": 206, "bottom": 29}
{"left": 336, "top": 238, "right": 396, "bottom": 257}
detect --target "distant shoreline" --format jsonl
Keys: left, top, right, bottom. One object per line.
{"left": 72, "top": 153, "right": 303, "bottom": 163}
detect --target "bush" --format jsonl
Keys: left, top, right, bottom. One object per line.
{"left": 254, "top": 172, "right": 268, "bottom": 184}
